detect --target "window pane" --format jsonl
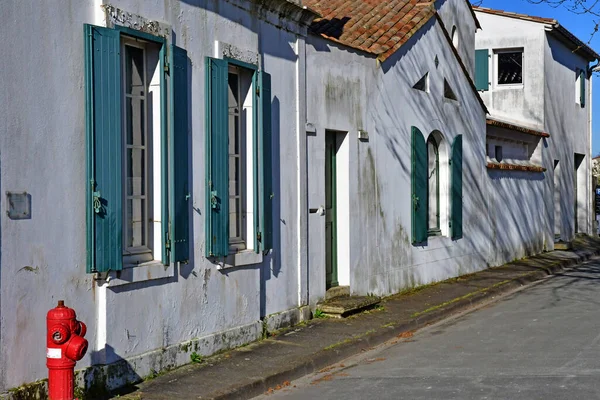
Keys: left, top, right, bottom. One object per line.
{"left": 428, "top": 140, "right": 439, "bottom": 230}
{"left": 229, "top": 197, "right": 240, "bottom": 240}
{"left": 229, "top": 156, "right": 240, "bottom": 196}
{"left": 126, "top": 97, "right": 145, "bottom": 146}
{"left": 125, "top": 46, "right": 145, "bottom": 96}
{"left": 228, "top": 72, "right": 239, "bottom": 111}
{"left": 127, "top": 148, "right": 145, "bottom": 196}
{"left": 228, "top": 115, "right": 240, "bottom": 154}
{"left": 127, "top": 199, "right": 146, "bottom": 248}
{"left": 498, "top": 52, "right": 522, "bottom": 84}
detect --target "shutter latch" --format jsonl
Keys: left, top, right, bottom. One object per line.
{"left": 93, "top": 191, "right": 102, "bottom": 214}
{"left": 210, "top": 191, "right": 219, "bottom": 210}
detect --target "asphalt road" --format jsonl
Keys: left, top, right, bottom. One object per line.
{"left": 254, "top": 259, "right": 600, "bottom": 400}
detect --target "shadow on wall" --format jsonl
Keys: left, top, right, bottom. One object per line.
{"left": 487, "top": 170, "right": 546, "bottom": 263}
{"left": 86, "top": 345, "right": 142, "bottom": 399}
{"left": 179, "top": 0, "right": 299, "bottom": 62}
{"left": 260, "top": 96, "right": 282, "bottom": 319}
{"left": 181, "top": 54, "right": 196, "bottom": 280}
{"left": 0, "top": 154, "right": 3, "bottom": 392}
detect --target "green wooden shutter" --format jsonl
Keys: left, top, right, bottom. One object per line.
{"left": 475, "top": 49, "right": 489, "bottom": 91}
{"left": 580, "top": 70, "right": 586, "bottom": 107}
{"left": 257, "top": 70, "right": 273, "bottom": 253}
{"left": 84, "top": 24, "right": 122, "bottom": 272}
{"left": 411, "top": 126, "right": 427, "bottom": 244}
{"left": 451, "top": 135, "right": 463, "bottom": 240}
{"left": 170, "top": 45, "right": 190, "bottom": 263}
{"left": 205, "top": 57, "right": 229, "bottom": 257}
{"left": 159, "top": 45, "right": 169, "bottom": 265}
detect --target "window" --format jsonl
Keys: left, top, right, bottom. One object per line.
{"left": 412, "top": 73, "right": 428, "bottom": 92}
{"left": 227, "top": 65, "right": 254, "bottom": 250}
{"left": 206, "top": 58, "right": 273, "bottom": 258}
{"left": 427, "top": 136, "right": 441, "bottom": 235}
{"left": 411, "top": 127, "right": 463, "bottom": 244}
{"left": 451, "top": 26, "right": 459, "bottom": 49}
{"left": 576, "top": 69, "right": 586, "bottom": 107}
{"left": 495, "top": 145, "right": 503, "bottom": 162}
{"left": 121, "top": 39, "right": 159, "bottom": 264}
{"left": 496, "top": 50, "right": 523, "bottom": 85}
{"left": 444, "top": 79, "right": 457, "bottom": 101}
{"left": 84, "top": 24, "right": 190, "bottom": 273}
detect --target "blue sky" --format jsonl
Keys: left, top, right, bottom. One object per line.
{"left": 471, "top": 0, "right": 600, "bottom": 155}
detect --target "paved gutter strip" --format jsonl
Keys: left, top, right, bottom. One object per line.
{"left": 120, "top": 243, "right": 600, "bottom": 400}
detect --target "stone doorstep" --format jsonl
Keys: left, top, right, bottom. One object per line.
{"left": 555, "top": 241, "right": 573, "bottom": 250}
{"left": 324, "top": 285, "right": 350, "bottom": 300}
{"left": 318, "top": 295, "right": 381, "bottom": 318}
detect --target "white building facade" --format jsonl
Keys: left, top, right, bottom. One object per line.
{"left": 0, "top": 0, "right": 596, "bottom": 396}
{"left": 0, "top": 0, "right": 316, "bottom": 394}
{"left": 474, "top": 7, "right": 597, "bottom": 264}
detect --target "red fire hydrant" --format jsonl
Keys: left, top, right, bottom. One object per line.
{"left": 47, "top": 300, "right": 88, "bottom": 400}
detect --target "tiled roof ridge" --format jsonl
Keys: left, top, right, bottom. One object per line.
{"left": 306, "top": 0, "right": 437, "bottom": 62}
{"left": 473, "top": 5, "right": 556, "bottom": 24}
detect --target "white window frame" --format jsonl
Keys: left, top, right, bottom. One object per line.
{"left": 451, "top": 26, "right": 459, "bottom": 49}
{"left": 121, "top": 36, "right": 163, "bottom": 268}
{"left": 227, "top": 64, "right": 256, "bottom": 254}
{"left": 494, "top": 48, "right": 524, "bottom": 89}
{"left": 576, "top": 68, "right": 584, "bottom": 106}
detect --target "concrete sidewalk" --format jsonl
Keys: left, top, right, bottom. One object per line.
{"left": 115, "top": 236, "right": 600, "bottom": 400}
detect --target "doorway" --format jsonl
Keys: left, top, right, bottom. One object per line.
{"left": 574, "top": 153, "right": 585, "bottom": 233}
{"left": 554, "top": 160, "right": 561, "bottom": 241}
{"left": 325, "top": 132, "right": 338, "bottom": 289}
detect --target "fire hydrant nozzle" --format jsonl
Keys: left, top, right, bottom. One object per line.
{"left": 47, "top": 300, "right": 88, "bottom": 400}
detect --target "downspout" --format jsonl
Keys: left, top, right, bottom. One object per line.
{"left": 589, "top": 61, "right": 596, "bottom": 233}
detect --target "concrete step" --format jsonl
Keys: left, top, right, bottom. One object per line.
{"left": 317, "top": 295, "right": 381, "bottom": 318}
{"left": 325, "top": 285, "right": 350, "bottom": 300}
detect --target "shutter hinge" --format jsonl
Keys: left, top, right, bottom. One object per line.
{"left": 256, "top": 86, "right": 260, "bottom": 96}
{"left": 165, "top": 238, "right": 171, "bottom": 251}
{"left": 257, "top": 232, "right": 262, "bottom": 242}
{"left": 164, "top": 54, "right": 170, "bottom": 74}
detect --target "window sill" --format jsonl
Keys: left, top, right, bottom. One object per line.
{"left": 107, "top": 260, "right": 174, "bottom": 287}
{"left": 217, "top": 251, "right": 263, "bottom": 270}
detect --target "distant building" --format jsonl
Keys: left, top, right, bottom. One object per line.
{"left": 475, "top": 6, "right": 597, "bottom": 258}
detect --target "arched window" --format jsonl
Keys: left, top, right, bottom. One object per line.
{"left": 451, "top": 26, "right": 459, "bottom": 49}
{"left": 427, "top": 135, "right": 441, "bottom": 235}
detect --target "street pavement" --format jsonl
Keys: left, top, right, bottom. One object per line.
{"left": 254, "top": 259, "right": 600, "bottom": 400}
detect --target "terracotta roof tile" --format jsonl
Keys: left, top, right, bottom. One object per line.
{"left": 486, "top": 118, "right": 550, "bottom": 138}
{"left": 305, "top": 0, "right": 437, "bottom": 61}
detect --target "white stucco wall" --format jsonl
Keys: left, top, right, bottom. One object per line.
{"left": 436, "top": 0, "right": 478, "bottom": 77}
{"left": 0, "top": 0, "right": 310, "bottom": 392}
{"left": 543, "top": 33, "right": 593, "bottom": 239}
{"left": 306, "top": 16, "right": 489, "bottom": 301}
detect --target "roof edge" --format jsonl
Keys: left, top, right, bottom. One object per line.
{"left": 548, "top": 23, "right": 600, "bottom": 61}
{"left": 473, "top": 6, "right": 598, "bottom": 61}
{"left": 486, "top": 117, "right": 550, "bottom": 138}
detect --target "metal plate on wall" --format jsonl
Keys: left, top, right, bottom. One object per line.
{"left": 6, "top": 191, "right": 31, "bottom": 220}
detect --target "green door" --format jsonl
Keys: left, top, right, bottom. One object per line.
{"left": 325, "top": 133, "right": 338, "bottom": 289}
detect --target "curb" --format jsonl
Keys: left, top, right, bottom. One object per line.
{"left": 209, "top": 249, "right": 600, "bottom": 400}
